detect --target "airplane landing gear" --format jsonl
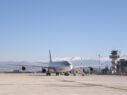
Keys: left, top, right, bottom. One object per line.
{"left": 64, "top": 73, "right": 69, "bottom": 76}
{"left": 46, "top": 72, "right": 51, "bottom": 76}
{"left": 56, "top": 73, "right": 59, "bottom": 76}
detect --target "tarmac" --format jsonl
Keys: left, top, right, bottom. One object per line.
{"left": 0, "top": 73, "right": 127, "bottom": 95}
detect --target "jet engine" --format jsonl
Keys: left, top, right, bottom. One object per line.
{"left": 42, "top": 68, "right": 48, "bottom": 73}
{"left": 22, "top": 66, "right": 26, "bottom": 71}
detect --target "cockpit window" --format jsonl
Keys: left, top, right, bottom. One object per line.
{"left": 64, "top": 61, "right": 70, "bottom": 66}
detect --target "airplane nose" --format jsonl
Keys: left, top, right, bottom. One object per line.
{"left": 70, "top": 64, "right": 73, "bottom": 69}
{"left": 68, "top": 63, "right": 71, "bottom": 66}
{"left": 67, "top": 62, "right": 73, "bottom": 69}
{"left": 65, "top": 61, "right": 73, "bottom": 69}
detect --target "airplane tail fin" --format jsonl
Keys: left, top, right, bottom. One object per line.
{"left": 49, "top": 50, "right": 52, "bottom": 63}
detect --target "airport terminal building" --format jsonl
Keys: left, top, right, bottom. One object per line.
{"left": 116, "top": 59, "right": 127, "bottom": 74}
{"left": 110, "top": 50, "right": 127, "bottom": 75}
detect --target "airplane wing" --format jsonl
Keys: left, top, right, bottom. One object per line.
{"left": 8, "top": 64, "right": 48, "bottom": 68}
{"left": 8, "top": 63, "right": 49, "bottom": 68}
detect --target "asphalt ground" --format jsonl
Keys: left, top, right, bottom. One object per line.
{"left": 0, "top": 73, "right": 126, "bottom": 95}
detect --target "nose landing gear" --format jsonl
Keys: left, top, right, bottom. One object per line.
{"left": 64, "top": 72, "right": 69, "bottom": 76}
{"left": 56, "top": 73, "right": 60, "bottom": 76}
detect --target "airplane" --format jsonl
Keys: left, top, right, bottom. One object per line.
{"left": 9, "top": 50, "right": 73, "bottom": 76}
{"left": 41, "top": 50, "right": 73, "bottom": 76}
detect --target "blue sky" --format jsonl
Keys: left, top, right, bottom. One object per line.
{"left": 0, "top": 0, "right": 127, "bottom": 61}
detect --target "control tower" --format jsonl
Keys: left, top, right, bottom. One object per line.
{"left": 109, "top": 50, "right": 120, "bottom": 74}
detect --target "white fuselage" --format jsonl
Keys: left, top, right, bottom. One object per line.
{"left": 47, "top": 61, "right": 73, "bottom": 73}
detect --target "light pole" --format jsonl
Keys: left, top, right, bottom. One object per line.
{"left": 98, "top": 54, "right": 101, "bottom": 72}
